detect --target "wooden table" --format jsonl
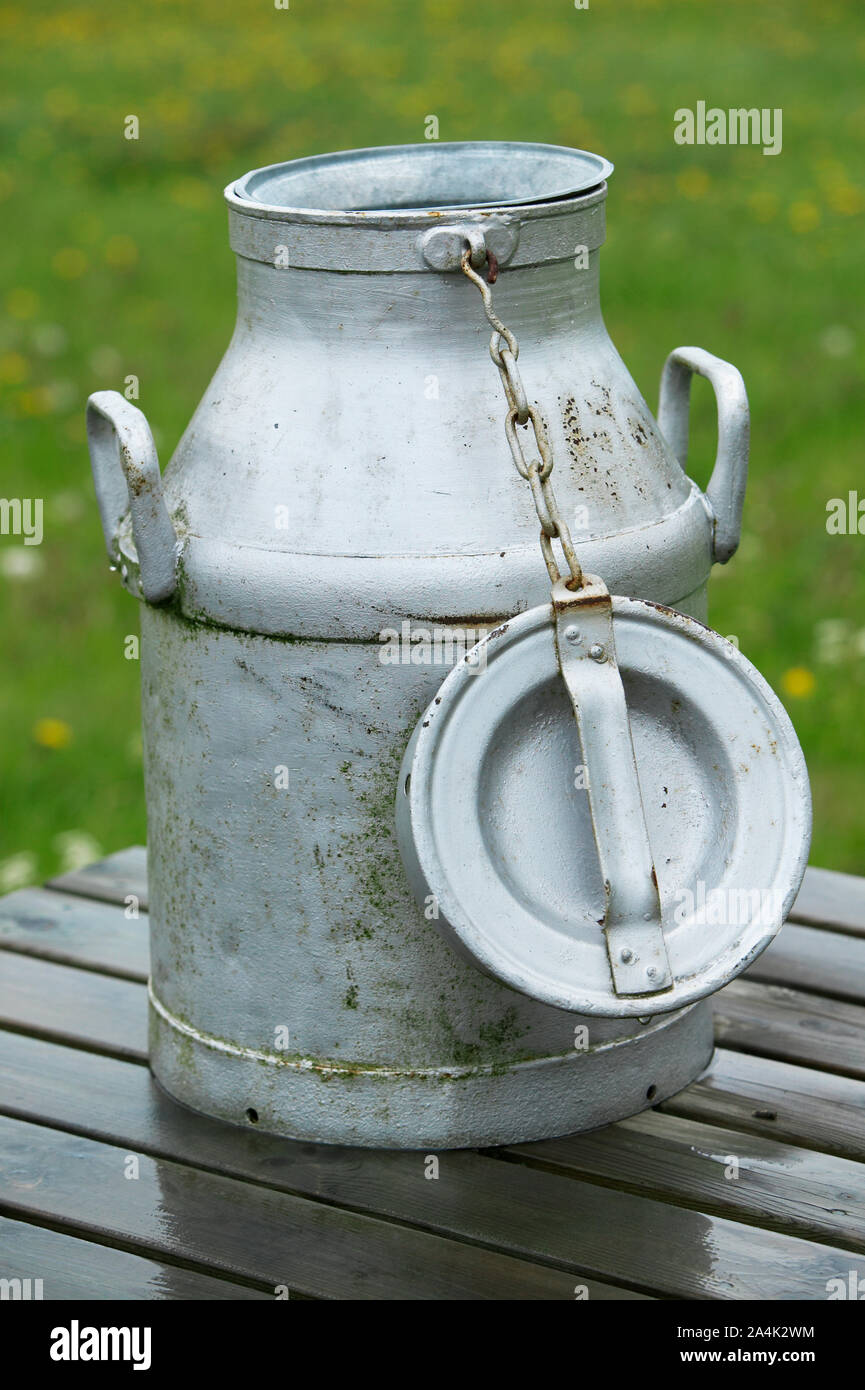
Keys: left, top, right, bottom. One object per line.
{"left": 2, "top": 849, "right": 865, "bottom": 1301}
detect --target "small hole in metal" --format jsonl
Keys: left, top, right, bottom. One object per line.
{"left": 404, "top": 774, "right": 411, "bottom": 796}
{"left": 246, "top": 1108, "right": 259, "bottom": 1124}
{"left": 646, "top": 1085, "right": 657, "bottom": 1101}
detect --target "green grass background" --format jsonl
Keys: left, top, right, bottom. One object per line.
{"left": 0, "top": 0, "right": 863, "bottom": 885}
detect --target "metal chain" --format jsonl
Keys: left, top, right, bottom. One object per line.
{"left": 460, "top": 248, "right": 583, "bottom": 589}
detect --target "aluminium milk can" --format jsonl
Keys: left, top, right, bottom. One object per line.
{"left": 86, "top": 142, "right": 798, "bottom": 1149}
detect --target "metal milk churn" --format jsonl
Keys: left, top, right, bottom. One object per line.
{"left": 86, "top": 142, "right": 808, "bottom": 1149}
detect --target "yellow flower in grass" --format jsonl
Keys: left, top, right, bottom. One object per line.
{"left": 33, "top": 718, "right": 73, "bottom": 749}
{"left": 621, "top": 85, "right": 657, "bottom": 118}
{"left": 748, "top": 190, "right": 778, "bottom": 223}
{"left": 789, "top": 201, "right": 820, "bottom": 235}
{"left": 51, "top": 247, "right": 88, "bottom": 279}
{"left": 16, "top": 386, "right": 54, "bottom": 416}
{"left": 104, "top": 235, "right": 139, "bottom": 269}
{"left": 44, "top": 87, "right": 79, "bottom": 119}
{"left": 827, "top": 184, "right": 865, "bottom": 217}
{"left": 0, "top": 352, "right": 29, "bottom": 385}
{"left": 676, "top": 168, "right": 710, "bottom": 201}
{"left": 781, "top": 667, "right": 815, "bottom": 699}
{"left": 6, "top": 289, "right": 39, "bottom": 320}
{"left": 169, "top": 179, "right": 211, "bottom": 211}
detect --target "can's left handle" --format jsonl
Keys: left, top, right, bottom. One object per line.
{"left": 86, "top": 390, "right": 178, "bottom": 604}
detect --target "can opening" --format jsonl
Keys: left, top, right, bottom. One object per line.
{"left": 231, "top": 141, "right": 613, "bottom": 216}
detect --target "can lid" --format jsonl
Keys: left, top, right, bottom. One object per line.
{"left": 230, "top": 141, "right": 613, "bottom": 218}
{"left": 395, "top": 598, "right": 811, "bottom": 1018}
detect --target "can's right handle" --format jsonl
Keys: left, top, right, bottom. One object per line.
{"left": 657, "top": 346, "right": 749, "bottom": 564}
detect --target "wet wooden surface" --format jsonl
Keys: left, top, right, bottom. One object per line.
{"left": 1, "top": 848, "right": 864, "bottom": 1300}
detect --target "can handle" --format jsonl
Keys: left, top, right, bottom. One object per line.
{"left": 657, "top": 346, "right": 749, "bottom": 564}
{"left": 86, "top": 390, "right": 178, "bottom": 604}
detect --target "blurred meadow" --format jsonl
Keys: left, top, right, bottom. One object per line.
{"left": 0, "top": 0, "right": 863, "bottom": 886}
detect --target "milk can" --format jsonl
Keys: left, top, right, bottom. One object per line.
{"left": 87, "top": 142, "right": 810, "bottom": 1148}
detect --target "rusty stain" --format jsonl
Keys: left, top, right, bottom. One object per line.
{"left": 403, "top": 612, "right": 511, "bottom": 627}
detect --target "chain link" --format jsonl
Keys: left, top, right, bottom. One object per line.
{"left": 460, "top": 249, "right": 583, "bottom": 589}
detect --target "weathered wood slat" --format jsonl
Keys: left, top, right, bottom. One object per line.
{"left": 0, "top": 953, "right": 147, "bottom": 1062}
{"left": 45, "top": 846, "right": 148, "bottom": 913}
{"left": 0, "top": 1215, "right": 269, "bottom": 1300}
{"left": 0, "top": 1115, "right": 629, "bottom": 1301}
{"left": 0, "top": 1030, "right": 858, "bottom": 1300}
{"left": 746, "top": 922, "right": 865, "bottom": 1004}
{"left": 503, "top": 1109, "right": 865, "bottom": 1252}
{"left": 790, "top": 865, "right": 865, "bottom": 938}
{"left": 664, "top": 1048, "right": 865, "bottom": 1163}
{"left": 0, "top": 887, "right": 148, "bottom": 981}
{"left": 715, "top": 978, "right": 865, "bottom": 1080}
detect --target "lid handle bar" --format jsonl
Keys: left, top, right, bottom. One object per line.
{"left": 553, "top": 574, "right": 673, "bottom": 998}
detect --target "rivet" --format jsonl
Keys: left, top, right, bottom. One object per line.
{"left": 120, "top": 564, "right": 129, "bottom": 581}
{"left": 646, "top": 965, "right": 658, "bottom": 979}
{"left": 620, "top": 947, "right": 633, "bottom": 963}
{"left": 588, "top": 643, "right": 606, "bottom": 662}
{"left": 564, "top": 625, "right": 582, "bottom": 645}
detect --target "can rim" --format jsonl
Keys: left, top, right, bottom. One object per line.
{"left": 226, "top": 141, "right": 614, "bottom": 224}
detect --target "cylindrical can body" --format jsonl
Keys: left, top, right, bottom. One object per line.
{"left": 143, "top": 607, "right": 713, "bottom": 1147}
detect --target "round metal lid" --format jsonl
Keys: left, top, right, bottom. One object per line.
{"left": 396, "top": 598, "right": 811, "bottom": 1018}
{"left": 231, "top": 142, "right": 614, "bottom": 217}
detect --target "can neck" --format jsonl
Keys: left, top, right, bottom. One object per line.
{"left": 232, "top": 250, "right": 606, "bottom": 349}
